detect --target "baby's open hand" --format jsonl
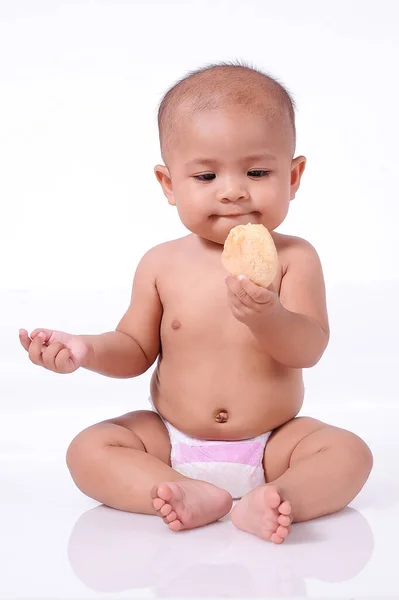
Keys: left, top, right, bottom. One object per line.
{"left": 19, "top": 328, "right": 89, "bottom": 374}
{"left": 225, "top": 275, "right": 279, "bottom": 326}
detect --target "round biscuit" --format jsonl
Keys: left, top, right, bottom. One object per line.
{"left": 222, "top": 223, "right": 278, "bottom": 288}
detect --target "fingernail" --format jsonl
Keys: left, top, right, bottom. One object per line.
{"left": 18, "top": 329, "right": 23, "bottom": 335}
{"left": 237, "top": 275, "right": 245, "bottom": 281}
{"left": 38, "top": 332, "right": 45, "bottom": 339}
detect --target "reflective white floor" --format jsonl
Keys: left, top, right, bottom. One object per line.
{"left": 1, "top": 289, "right": 398, "bottom": 599}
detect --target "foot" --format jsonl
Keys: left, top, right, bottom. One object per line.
{"left": 231, "top": 484, "right": 292, "bottom": 544}
{"left": 151, "top": 479, "right": 233, "bottom": 531}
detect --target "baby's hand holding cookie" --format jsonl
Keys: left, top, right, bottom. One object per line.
{"left": 222, "top": 223, "right": 280, "bottom": 326}
{"left": 225, "top": 274, "right": 279, "bottom": 326}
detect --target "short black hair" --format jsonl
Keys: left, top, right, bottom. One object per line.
{"left": 158, "top": 60, "right": 297, "bottom": 162}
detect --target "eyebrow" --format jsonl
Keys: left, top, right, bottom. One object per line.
{"left": 184, "top": 153, "right": 277, "bottom": 168}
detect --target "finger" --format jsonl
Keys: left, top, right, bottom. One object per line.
{"left": 228, "top": 300, "right": 253, "bottom": 324}
{"left": 30, "top": 329, "right": 53, "bottom": 343}
{"left": 226, "top": 286, "right": 243, "bottom": 307}
{"left": 28, "top": 333, "right": 46, "bottom": 366}
{"left": 54, "top": 348, "right": 77, "bottom": 373}
{"left": 225, "top": 276, "right": 254, "bottom": 308}
{"left": 237, "top": 275, "right": 273, "bottom": 304}
{"left": 229, "top": 300, "right": 252, "bottom": 321}
{"left": 19, "top": 329, "right": 31, "bottom": 351}
{"left": 42, "top": 342, "right": 66, "bottom": 370}
{"left": 226, "top": 288, "right": 251, "bottom": 315}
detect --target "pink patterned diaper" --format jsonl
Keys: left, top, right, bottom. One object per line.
{"left": 163, "top": 419, "right": 271, "bottom": 499}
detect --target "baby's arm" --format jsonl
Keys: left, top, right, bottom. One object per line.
{"left": 259, "top": 238, "right": 329, "bottom": 368}
{"left": 20, "top": 248, "right": 162, "bottom": 378}
{"left": 80, "top": 248, "right": 162, "bottom": 377}
{"left": 228, "top": 238, "right": 329, "bottom": 369}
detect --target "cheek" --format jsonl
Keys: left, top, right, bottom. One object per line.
{"left": 174, "top": 186, "right": 209, "bottom": 228}
{"left": 263, "top": 177, "right": 290, "bottom": 206}
{"left": 256, "top": 179, "right": 290, "bottom": 227}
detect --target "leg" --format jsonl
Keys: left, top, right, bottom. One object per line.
{"left": 231, "top": 417, "right": 373, "bottom": 543}
{"left": 66, "top": 410, "right": 232, "bottom": 529}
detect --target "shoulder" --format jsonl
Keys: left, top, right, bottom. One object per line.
{"left": 135, "top": 235, "right": 191, "bottom": 275}
{"left": 272, "top": 232, "right": 321, "bottom": 271}
{"left": 272, "top": 231, "right": 318, "bottom": 254}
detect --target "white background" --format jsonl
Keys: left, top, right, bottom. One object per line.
{"left": 1, "top": 2, "right": 399, "bottom": 598}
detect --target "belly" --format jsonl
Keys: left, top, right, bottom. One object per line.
{"left": 150, "top": 345, "right": 304, "bottom": 441}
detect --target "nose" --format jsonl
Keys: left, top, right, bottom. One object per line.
{"left": 217, "top": 176, "right": 250, "bottom": 203}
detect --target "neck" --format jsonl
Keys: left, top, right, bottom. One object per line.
{"left": 194, "top": 234, "right": 223, "bottom": 252}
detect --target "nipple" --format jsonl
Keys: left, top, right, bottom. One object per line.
{"left": 171, "top": 319, "right": 181, "bottom": 330}
{"left": 214, "top": 410, "right": 229, "bottom": 423}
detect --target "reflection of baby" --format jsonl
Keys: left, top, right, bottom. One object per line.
{"left": 68, "top": 505, "right": 374, "bottom": 596}
{"left": 20, "top": 62, "right": 373, "bottom": 543}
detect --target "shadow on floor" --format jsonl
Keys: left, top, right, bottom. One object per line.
{"left": 68, "top": 503, "right": 374, "bottom": 597}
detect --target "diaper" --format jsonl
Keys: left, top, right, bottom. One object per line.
{"left": 153, "top": 404, "right": 271, "bottom": 499}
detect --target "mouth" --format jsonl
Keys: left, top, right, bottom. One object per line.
{"left": 219, "top": 211, "right": 259, "bottom": 218}
{"left": 223, "top": 213, "right": 247, "bottom": 217}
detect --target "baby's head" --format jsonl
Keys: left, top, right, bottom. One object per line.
{"left": 155, "top": 62, "right": 306, "bottom": 244}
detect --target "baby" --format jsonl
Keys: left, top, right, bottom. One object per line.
{"left": 19, "top": 63, "right": 373, "bottom": 544}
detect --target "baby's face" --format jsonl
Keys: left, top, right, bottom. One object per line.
{"left": 156, "top": 108, "right": 305, "bottom": 244}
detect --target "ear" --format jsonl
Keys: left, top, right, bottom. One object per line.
{"left": 154, "top": 164, "right": 175, "bottom": 206}
{"left": 290, "top": 155, "right": 306, "bottom": 200}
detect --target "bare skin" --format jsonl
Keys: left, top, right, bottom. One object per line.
{"left": 19, "top": 99, "right": 373, "bottom": 543}
{"left": 149, "top": 232, "right": 306, "bottom": 441}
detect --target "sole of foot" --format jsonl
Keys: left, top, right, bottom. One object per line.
{"left": 151, "top": 479, "right": 233, "bottom": 531}
{"left": 231, "top": 484, "right": 292, "bottom": 544}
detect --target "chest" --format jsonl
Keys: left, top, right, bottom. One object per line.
{"left": 158, "top": 258, "right": 246, "bottom": 345}
{"left": 157, "top": 243, "right": 284, "bottom": 349}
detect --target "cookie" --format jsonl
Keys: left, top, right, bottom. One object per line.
{"left": 221, "top": 223, "right": 278, "bottom": 288}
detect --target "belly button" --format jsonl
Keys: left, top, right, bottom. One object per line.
{"left": 214, "top": 410, "right": 229, "bottom": 423}
{"left": 171, "top": 319, "right": 181, "bottom": 330}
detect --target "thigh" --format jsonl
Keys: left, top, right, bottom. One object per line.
{"left": 68, "top": 410, "right": 171, "bottom": 466}
{"left": 263, "top": 416, "right": 332, "bottom": 482}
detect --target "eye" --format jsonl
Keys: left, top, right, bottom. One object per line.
{"left": 193, "top": 173, "right": 216, "bottom": 182}
{"left": 248, "top": 170, "right": 270, "bottom": 178}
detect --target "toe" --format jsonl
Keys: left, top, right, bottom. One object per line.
{"left": 265, "top": 487, "right": 281, "bottom": 509}
{"left": 153, "top": 497, "right": 165, "bottom": 511}
{"left": 151, "top": 485, "right": 161, "bottom": 500}
{"left": 160, "top": 503, "right": 172, "bottom": 517}
{"left": 262, "top": 527, "right": 277, "bottom": 541}
{"left": 276, "top": 525, "right": 289, "bottom": 539}
{"left": 278, "top": 500, "right": 292, "bottom": 516}
{"left": 166, "top": 510, "right": 177, "bottom": 523}
{"left": 169, "top": 519, "right": 183, "bottom": 532}
{"left": 270, "top": 532, "right": 284, "bottom": 544}
{"left": 278, "top": 514, "right": 291, "bottom": 527}
{"left": 157, "top": 484, "right": 173, "bottom": 503}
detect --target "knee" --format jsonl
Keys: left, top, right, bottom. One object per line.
{"left": 66, "top": 426, "right": 101, "bottom": 476}
{"left": 66, "top": 429, "right": 88, "bottom": 474}
{"left": 340, "top": 430, "right": 373, "bottom": 478}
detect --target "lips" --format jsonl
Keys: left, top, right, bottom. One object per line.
{"left": 222, "top": 213, "right": 250, "bottom": 217}
{"left": 211, "top": 211, "right": 259, "bottom": 220}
